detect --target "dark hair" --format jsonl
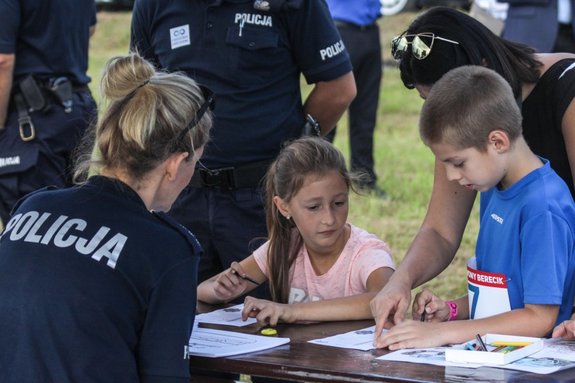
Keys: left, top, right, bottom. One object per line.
{"left": 420, "top": 66, "right": 522, "bottom": 150}
{"left": 397, "top": 7, "right": 541, "bottom": 98}
{"left": 264, "top": 137, "right": 357, "bottom": 303}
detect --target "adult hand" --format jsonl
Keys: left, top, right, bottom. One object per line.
{"left": 242, "top": 296, "right": 293, "bottom": 326}
{"left": 370, "top": 276, "right": 412, "bottom": 348}
{"left": 552, "top": 319, "right": 575, "bottom": 340}
{"left": 412, "top": 289, "right": 450, "bottom": 322}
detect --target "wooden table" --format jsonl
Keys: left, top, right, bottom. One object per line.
{"left": 189, "top": 306, "right": 575, "bottom": 382}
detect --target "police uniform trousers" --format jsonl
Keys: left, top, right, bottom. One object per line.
{"left": 170, "top": 186, "right": 271, "bottom": 301}
{"left": 554, "top": 22, "right": 575, "bottom": 53}
{"left": 0, "top": 89, "right": 96, "bottom": 224}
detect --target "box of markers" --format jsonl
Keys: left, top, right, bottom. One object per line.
{"left": 445, "top": 334, "right": 544, "bottom": 365}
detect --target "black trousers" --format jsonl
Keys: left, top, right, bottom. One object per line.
{"left": 0, "top": 89, "right": 96, "bottom": 225}
{"left": 327, "top": 21, "right": 382, "bottom": 188}
{"left": 553, "top": 23, "right": 575, "bottom": 53}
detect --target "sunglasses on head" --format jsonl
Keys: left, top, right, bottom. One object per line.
{"left": 175, "top": 85, "right": 215, "bottom": 142}
{"left": 391, "top": 32, "right": 459, "bottom": 60}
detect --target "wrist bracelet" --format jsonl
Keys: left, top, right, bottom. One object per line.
{"left": 446, "top": 300, "right": 458, "bottom": 321}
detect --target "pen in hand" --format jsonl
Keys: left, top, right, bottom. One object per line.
{"left": 230, "top": 268, "right": 259, "bottom": 286}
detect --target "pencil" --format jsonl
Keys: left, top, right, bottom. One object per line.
{"left": 475, "top": 334, "right": 488, "bottom": 351}
{"left": 500, "top": 345, "right": 519, "bottom": 354}
{"left": 490, "top": 345, "right": 506, "bottom": 353}
{"left": 230, "top": 268, "right": 259, "bottom": 285}
{"left": 490, "top": 341, "right": 532, "bottom": 347}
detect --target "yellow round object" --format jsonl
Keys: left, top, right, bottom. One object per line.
{"left": 260, "top": 328, "right": 278, "bottom": 336}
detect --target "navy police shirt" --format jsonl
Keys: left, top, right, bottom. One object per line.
{"left": 0, "top": 176, "right": 201, "bottom": 383}
{"left": 131, "top": 0, "right": 352, "bottom": 167}
{"left": 0, "top": 0, "right": 96, "bottom": 85}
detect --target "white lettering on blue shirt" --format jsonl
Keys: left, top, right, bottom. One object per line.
{"left": 490, "top": 213, "right": 504, "bottom": 224}
{"left": 0, "top": 156, "right": 20, "bottom": 168}
{"left": 1, "top": 211, "right": 127, "bottom": 269}
{"left": 234, "top": 13, "right": 273, "bottom": 27}
{"left": 320, "top": 40, "right": 345, "bottom": 61}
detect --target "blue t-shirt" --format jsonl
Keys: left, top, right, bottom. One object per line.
{"left": 326, "top": 0, "right": 381, "bottom": 26}
{"left": 130, "top": 0, "right": 352, "bottom": 167}
{"left": 0, "top": 176, "right": 201, "bottom": 383}
{"left": 477, "top": 160, "right": 575, "bottom": 324}
{"left": 0, "top": 0, "right": 96, "bottom": 85}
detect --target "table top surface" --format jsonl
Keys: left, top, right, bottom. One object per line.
{"left": 190, "top": 305, "right": 575, "bottom": 383}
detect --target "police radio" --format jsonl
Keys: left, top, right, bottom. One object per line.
{"left": 301, "top": 114, "right": 321, "bottom": 137}
{"left": 49, "top": 77, "right": 74, "bottom": 113}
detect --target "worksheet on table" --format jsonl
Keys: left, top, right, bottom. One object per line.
{"left": 187, "top": 327, "right": 290, "bottom": 358}
{"left": 195, "top": 304, "right": 257, "bottom": 327}
{"left": 308, "top": 325, "right": 380, "bottom": 351}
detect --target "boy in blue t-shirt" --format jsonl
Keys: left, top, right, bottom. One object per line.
{"left": 379, "top": 65, "right": 575, "bottom": 350}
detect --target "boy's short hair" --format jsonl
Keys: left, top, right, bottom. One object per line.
{"left": 419, "top": 65, "right": 522, "bottom": 151}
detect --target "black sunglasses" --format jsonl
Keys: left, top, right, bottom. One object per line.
{"left": 175, "top": 85, "right": 215, "bottom": 142}
{"left": 391, "top": 32, "right": 459, "bottom": 61}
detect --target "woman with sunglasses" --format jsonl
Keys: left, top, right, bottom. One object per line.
{"left": 0, "top": 52, "right": 212, "bottom": 382}
{"left": 371, "top": 6, "right": 575, "bottom": 347}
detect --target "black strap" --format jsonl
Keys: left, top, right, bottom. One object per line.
{"left": 14, "top": 93, "right": 35, "bottom": 142}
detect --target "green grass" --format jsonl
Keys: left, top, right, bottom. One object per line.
{"left": 87, "top": 10, "right": 478, "bottom": 302}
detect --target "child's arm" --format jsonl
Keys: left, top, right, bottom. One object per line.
{"left": 552, "top": 313, "right": 575, "bottom": 340}
{"left": 197, "top": 256, "right": 266, "bottom": 304}
{"left": 241, "top": 266, "right": 394, "bottom": 326}
{"left": 379, "top": 303, "right": 559, "bottom": 350}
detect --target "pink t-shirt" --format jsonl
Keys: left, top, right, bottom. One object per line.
{"left": 253, "top": 224, "right": 395, "bottom": 303}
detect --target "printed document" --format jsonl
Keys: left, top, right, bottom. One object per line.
{"left": 195, "top": 304, "right": 257, "bottom": 327}
{"left": 308, "top": 325, "right": 380, "bottom": 351}
{"left": 188, "top": 327, "right": 290, "bottom": 358}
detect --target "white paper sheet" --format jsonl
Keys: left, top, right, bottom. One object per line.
{"left": 377, "top": 338, "right": 575, "bottom": 375}
{"left": 195, "top": 303, "right": 257, "bottom": 327}
{"left": 187, "top": 327, "right": 290, "bottom": 358}
{"left": 308, "top": 325, "right": 379, "bottom": 351}
{"left": 377, "top": 347, "right": 483, "bottom": 368}
{"left": 500, "top": 338, "right": 575, "bottom": 374}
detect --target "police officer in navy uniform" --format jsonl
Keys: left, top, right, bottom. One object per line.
{"left": 0, "top": 53, "right": 212, "bottom": 383}
{"left": 131, "top": 0, "right": 356, "bottom": 299}
{"left": 0, "top": 0, "right": 98, "bottom": 226}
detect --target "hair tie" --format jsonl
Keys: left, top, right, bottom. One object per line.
{"left": 136, "top": 79, "right": 150, "bottom": 90}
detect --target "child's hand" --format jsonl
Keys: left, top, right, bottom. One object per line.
{"left": 552, "top": 319, "right": 575, "bottom": 340}
{"left": 212, "top": 262, "right": 250, "bottom": 301}
{"left": 412, "top": 289, "right": 451, "bottom": 322}
{"left": 378, "top": 319, "right": 448, "bottom": 350}
{"left": 241, "top": 296, "right": 292, "bottom": 326}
